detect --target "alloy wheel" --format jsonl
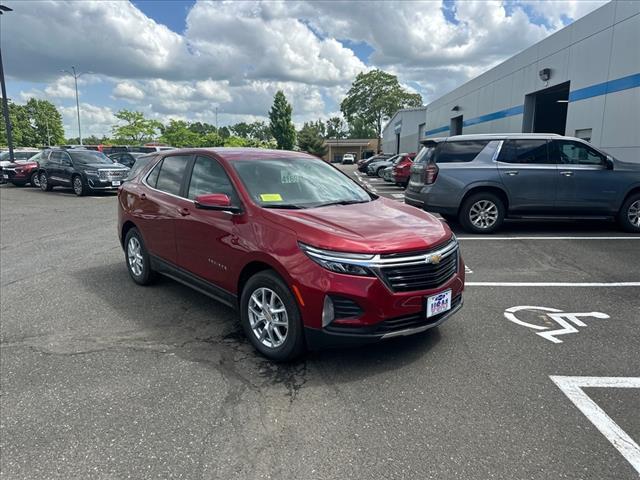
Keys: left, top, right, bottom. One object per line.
{"left": 248, "top": 287, "right": 288, "bottom": 349}
{"left": 31, "top": 172, "right": 40, "bottom": 187}
{"left": 628, "top": 200, "right": 640, "bottom": 228}
{"left": 40, "top": 174, "right": 47, "bottom": 190}
{"left": 469, "top": 200, "right": 499, "bottom": 229}
{"left": 73, "top": 177, "right": 83, "bottom": 195}
{"left": 127, "top": 237, "right": 144, "bottom": 276}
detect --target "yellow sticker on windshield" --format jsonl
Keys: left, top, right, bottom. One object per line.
{"left": 260, "top": 193, "right": 283, "bottom": 202}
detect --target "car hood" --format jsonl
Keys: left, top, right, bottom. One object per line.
{"left": 263, "top": 197, "right": 452, "bottom": 254}
{"left": 84, "top": 163, "right": 129, "bottom": 170}
{"left": 5, "top": 161, "right": 38, "bottom": 168}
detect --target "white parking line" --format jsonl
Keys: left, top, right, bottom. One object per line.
{"left": 550, "top": 376, "right": 640, "bottom": 475}
{"left": 467, "top": 282, "right": 640, "bottom": 287}
{"left": 458, "top": 236, "right": 639, "bottom": 241}
{"left": 391, "top": 193, "right": 405, "bottom": 199}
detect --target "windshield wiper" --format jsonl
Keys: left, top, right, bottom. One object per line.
{"left": 262, "top": 204, "right": 306, "bottom": 209}
{"left": 313, "top": 199, "right": 369, "bottom": 208}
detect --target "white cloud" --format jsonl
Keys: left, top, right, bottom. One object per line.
{"left": 112, "top": 81, "right": 145, "bottom": 101}
{"left": 59, "top": 103, "right": 118, "bottom": 139}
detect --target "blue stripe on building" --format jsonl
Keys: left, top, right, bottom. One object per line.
{"left": 424, "top": 72, "right": 640, "bottom": 136}
{"left": 568, "top": 73, "right": 640, "bottom": 102}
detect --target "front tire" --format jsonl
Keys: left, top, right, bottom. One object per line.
{"left": 459, "top": 192, "right": 505, "bottom": 234}
{"left": 72, "top": 175, "right": 87, "bottom": 196}
{"left": 240, "top": 271, "right": 305, "bottom": 362}
{"left": 618, "top": 193, "right": 640, "bottom": 233}
{"left": 124, "top": 227, "right": 155, "bottom": 285}
{"left": 30, "top": 171, "right": 40, "bottom": 188}
{"left": 39, "top": 172, "right": 53, "bottom": 191}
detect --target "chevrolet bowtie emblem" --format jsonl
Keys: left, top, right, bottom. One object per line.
{"left": 428, "top": 254, "right": 442, "bottom": 264}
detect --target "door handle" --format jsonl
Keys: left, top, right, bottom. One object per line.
{"left": 177, "top": 207, "right": 190, "bottom": 216}
{"left": 504, "top": 170, "right": 519, "bottom": 176}
{"left": 559, "top": 171, "right": 574, "bottom": 177}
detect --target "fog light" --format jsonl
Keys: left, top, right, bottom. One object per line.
{"left": 322, "top": 296, "right": 335, "bottom": 327}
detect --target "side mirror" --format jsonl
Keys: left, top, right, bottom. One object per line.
{"left": 194, "top": 193, "right": 241, "bottom": 213}
{"left": 605, "top": 155, "right": 614, "bottom": 170}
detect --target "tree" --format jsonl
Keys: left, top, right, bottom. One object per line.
{"left": 188, "top": 121, "right": 217, "bottom": 136}
{"left": 297, "top": 121, "right": 327, "bottom": 157}
{"left": 111, "top": 109, "right": 162, "bottom": 144}
{"left": 268, "top": 91, "right": 296, "bottom": 150}
{"left": 325, "top": 116, "right": 347, "bottom": 139}
{"left": 160, "top": 120, "right": 201, "bottom": 147}
{"left": 230, "top": 121, "right": 273, "bottom": 142}
{"left": 24, "top": 99, "right": 65, "bottom": 146}
{"left": 340, "top": 69, "right": 422, "bottom": 149}
{"left": 348, "top": 117, "right": 377, "bottom": 139}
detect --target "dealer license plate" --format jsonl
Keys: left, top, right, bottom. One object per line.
{"left": 2, "top": 174, "right": 8, "bottom": 179}
{"left": 112, "top": 181, "right": 121, "bottom": 186}
{"left": 426, "top": 290, "right": 452, "bottom": 318}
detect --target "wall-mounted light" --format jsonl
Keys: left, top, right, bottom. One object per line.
{"left": 539, "top": 68, "right": 551, "bottom": 81}
{"left": 451, "top": 105, "right": 460, "bottom": 111}
{"left": 557, "top": 100, "right": 569, "bottom": 103}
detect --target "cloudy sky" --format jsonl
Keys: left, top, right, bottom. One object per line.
{"left": 2, "top": 0, "right": 607, "bottom": 138}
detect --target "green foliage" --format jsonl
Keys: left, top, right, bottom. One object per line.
{"left": 160, "top": 120, "right": 202, "bottom": 147}
{"left": 269, "top": 91, "right": 296, "bottom": 150}
{"left": 111, "top": 109, "right": 162, "bottom": 143}
{"left": 230, "top": 121, "right": 272, "bottom": 142}
{"left": 297, "top": 121, "right": 328, "bottom": 157}
{"left": 0, "top": 98, "right": 65, "bottom": 147}
{"left": 347, "top": 117, "right": 377, "bottom": 139}
{"left": 325, "top": 116, "right": 348, "bottom": 139}
{"left": 340, "top": 69, "right": 422, "bottom": 146}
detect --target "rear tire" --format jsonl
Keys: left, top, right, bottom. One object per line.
{"left": 459, "top": 192, "right": 505, "bottom": 234}
{"left": 240, "top": 271, "right": 305, "bottom": 362}
{"left": 124, "top": 227, "right": 156, "bottom": 285}
{"left": 39, "top": 172, "right": 53, "bottom": 191}
{"left": 618, "top": 193, "right": 640, "bottom": 233}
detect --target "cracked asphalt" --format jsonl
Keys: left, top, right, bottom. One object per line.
{"left": 1, "top": 180, "right": 639, "bottom": 479}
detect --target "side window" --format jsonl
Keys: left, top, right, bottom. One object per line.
{"left": 499, "top": 140, "right": 551, "bottom": 164}
{"left": 154, "top": 155, "right": 190, "bottom": 195}
{"left": 49, "top": 152, "right": 63, "bottom": 164}
{"left": 61, "top": 152, "right": 72, "bottom": 165}
{"left": 187, "top": 156, "right": 236, "bottom": 201}
{"left": 553, "top": 140, "right": 605, "bottom": 166}
{"left": 436, "top": 140, "right": 491, "bottom": 163}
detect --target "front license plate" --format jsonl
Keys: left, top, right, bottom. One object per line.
{"left": 426, "top": 290, "right": 452, "bottom": 318}
{"left": 111, "top": 181, "right": 121, "bottom": 186}
{"left": 2, "top": 174, "right": 8, "bottom": 179}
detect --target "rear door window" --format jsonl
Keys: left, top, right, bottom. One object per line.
{"left": 153, "top": 155, "right": 191, "bottom": 196}
{"left": 436, "top": 140, "right": 491, "bottom": 163}
{"left": 498, "top": 140, "right": 552, "bottom": 164}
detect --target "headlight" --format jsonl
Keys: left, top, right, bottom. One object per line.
{"left": 85, "top": 170, "right": 98, "bottom": 176}
{"left": 298, "top": 242, "right": 375, "bottom": 277}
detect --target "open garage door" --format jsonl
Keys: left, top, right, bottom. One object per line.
{"left": 523, "top": 81, "right": 570, "bottom": 135}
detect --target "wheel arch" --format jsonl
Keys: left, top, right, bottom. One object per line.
{"left": 120, "top": 220, "right": 138, "bottom": 249}
{"left": 458, "top": 184, "right": 510, "bottom": 215}
{"left": 236, "top": 256, "right": 295, "bottom": 304}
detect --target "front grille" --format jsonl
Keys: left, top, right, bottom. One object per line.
{"left": 378, "top": 248, "right": 458, "bottom": 292}
{"left": 98, "top": 169, "right": 127, "bottom": 181}
{"left": 330, "top": 295, "right": 363, "bottom": 319}
{"left": 326, "top": 294, "right": 462, "bottom": 336}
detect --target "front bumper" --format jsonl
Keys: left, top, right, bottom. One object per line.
{"left": 305, "top": 296, "right": 463, "bottom": 349}
{"left": 87, "top": 178, "right": 124, "bottom": 190}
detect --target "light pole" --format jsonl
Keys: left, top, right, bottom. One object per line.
{"left": 61, "top": 66, "right": 90, "bottom": 145}
{"left": 0, "top": 4, "right": 14, "bottom": 162}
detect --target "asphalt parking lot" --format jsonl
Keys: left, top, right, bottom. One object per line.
{"left": 1, "top": 177, "right": 639, "bottom": 479}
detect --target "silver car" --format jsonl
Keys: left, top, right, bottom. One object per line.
{"left": 405, "top": 134, "right": 640, "bottom": 233}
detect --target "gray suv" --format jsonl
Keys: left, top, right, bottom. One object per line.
{"left": 405, "top": 134, "right": 640, "bottom": 233}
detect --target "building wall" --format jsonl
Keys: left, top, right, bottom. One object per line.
{"left": 422, "top": 1, "right": 640, "bottom": 162}
{"left": 381, "top": 108, "right": 427, "bottom": 155}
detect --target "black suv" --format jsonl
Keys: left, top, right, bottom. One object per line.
{"left": 39, "top": 149, "right": 129, "bottom": 196}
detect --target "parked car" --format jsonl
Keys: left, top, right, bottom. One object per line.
{"left": 39, "top": 148, "right": 129, "bottom": 196}
{"left": 366, "top": 154, "right": 402, "bottom": 177}
{"left": 0, "top": 149, "right": 40, "bottom": 184}
{"left": 129, "top": 145, "right": 174, "bottom": 153}
{"left": 381, "top": 166, "right": 394, "bottom": 182}
{"left": 357, "top": 153, "right": 392, "bottom": 173}
{"left": 108, "top": 151, "right": 147, "bottom": 168}
{"left": 405, "top": 134, "right": 640, "bottom": 233}
{"left": 341, "top": 153, "right": 356, "bottom": 164}
{"left": 2, "top": 149, "right": 50, "bottom": 187}
{"left": 392, "top": 153, "right": 417, "bottom": 188}
{"left": 118, "top": 148, "right": 465, "bottom": 360}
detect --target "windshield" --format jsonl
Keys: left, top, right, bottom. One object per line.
{"left": 1, "top": 151, "right": 39, "bottom": 161}
{"left": 68, "top": 150, "right": 113, "bottom": 165}
{"left": 231, "top": 157, "right": 372, "bottom": 209}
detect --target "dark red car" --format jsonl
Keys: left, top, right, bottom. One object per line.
{"left": 392, "top": 152, "right": 416, "bottom": 187}
{"left": 117, "top": 148, "right": 465, "bottom": 360}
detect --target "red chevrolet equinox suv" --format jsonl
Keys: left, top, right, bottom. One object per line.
{"left": 117, "top": 148, "right": 465, "bottom": 360}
